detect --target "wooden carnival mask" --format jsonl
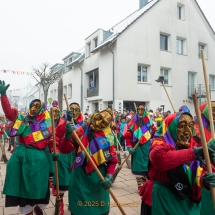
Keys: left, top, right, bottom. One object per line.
{"left": 52, "top": 107, "right": 60, "bottom": 119}
{"left": 29, "top": 100, "right": 41, "bottom": 117}
{"left": 69, "top": 103, "right": 81, "bottom": 120}
{"left": 137, "top": 105, "right": 145, "bottom": 117}
{"left": 90, "top": 110, "right": 113, "bottom": 131}
{"left": 176, "top": 114, "right": 194, "bottom": 148}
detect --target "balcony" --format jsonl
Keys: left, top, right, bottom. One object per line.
{"left": 87, "top": 87, "right": 99, "bottom": 97}
{"left": 188, "top": 84, "right": 211, "bottom": 99}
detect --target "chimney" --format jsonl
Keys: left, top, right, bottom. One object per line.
{"left": 139, "top": 0, "right": 148, "bottom": 9}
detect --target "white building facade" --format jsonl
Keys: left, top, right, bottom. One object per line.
{"left": 44, "top": 0, "right": 215, "bottom": 115}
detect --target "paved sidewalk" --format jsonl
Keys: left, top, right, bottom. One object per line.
{"left": 0, "top": 150, "right": 141, "bottom": 215}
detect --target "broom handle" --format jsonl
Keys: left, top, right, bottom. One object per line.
{"left": 162, "top": 83, "right": 176, "bottom": 113}
{"left": 134, "top": 103, "right": 137, "bottom": 113}
{"left": 64, "top": 94, "right": 126, "bottom": 215}
{"left": 113, "top": 132, "right": 124, "bottom": 152}
{"left": 193, "top": 94, "right": 215, "bottom": 207}
{"left": 201, "top": 50, "right": 215, "bottom": 139}
{"left": 118, "top": 138, "right": 141, "bottom": 169}
{"left": 4, "top": 131, "right": 9, "bottom": 139}
{"left": 50, "top": 108, "right": 60, "bottom": 199}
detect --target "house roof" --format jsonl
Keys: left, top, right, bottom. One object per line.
{"left": 90, "top": 0, "right": 215, "bottom": 53}
{"left": 91, "top": 0, "right": 160, "bottom": 53}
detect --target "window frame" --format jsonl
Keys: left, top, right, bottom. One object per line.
{"left": 94, "top": 37, "right": 98, "bottom": 49}
{"left": 68, "top": 84, "right": 72, "bottom": 98}
{"left": 160, "top": 34, "right": 168, "bottom": 51}
{"left": 138, "top": 65, "right": 148, "bottom": 83}
{"left": 198, "top": 43, "right": 207, "bottom": 59}
{"left": 177, "top": 3, "right": 185, "bottom": 20}
{"left": 160, "top": 68, "right": 170, "bottom": 85}
{"left": 209, "top": 75, "right": 215, "bottom": 90}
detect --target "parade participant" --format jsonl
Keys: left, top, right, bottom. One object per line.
{"left": 0, "top": 80, "right": 59, "bottom": 215}
{"left": 124, "top": 104, "right": 156, "bottom": 190}
{"left": 46, "top": 100, "right": 61, "bottom": 195}
{"left": 139, "top": 112, "right": 215, "bottom": 215}
{"left": 194, "top": 102, "right": 215, "bottom": 215}
{"left": 154, "top": 109, "right": 163, "bottom": 127}
{"left": 58, "top": 109, "right": 117, "bottom": 215}
{"left": 54, "top": 102, "right": 84, "bottom": 215}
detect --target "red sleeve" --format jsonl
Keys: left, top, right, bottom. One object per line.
{"left": 47, "top": 134, "right": 59, "bottom": 153}
{"left": 149, "top": 142, "right": 196, "bottom": 171}
{"left": 1, "top": 96, "right": 18, "bottom": 122}
{"left": 59, "top": 138, "right": 74, "bottom": 154}
{"left": 55, "top": 118, "right": 66, "bottom": 139}
{"left": 124, "top": 130, "right": 133, "bottom": 148}
{"left": 106, "top": 157, "right": 118, "bottom": 175}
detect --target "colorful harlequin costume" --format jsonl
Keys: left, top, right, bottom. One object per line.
{"left": 58, "top": 110, "right": 117, "bottom": 215}
{"left": 124, "top": 106, "right": 156, "bottom": 189}
{"left": 54, "top": 102, "right": 84, "bottom": 215}
{"left": 0, "top": 92, "right": 56, "bottom": 215}
{"left": 139, "top": 112, "right": 215, "bottom": 215}
{"left": 194, "top": 102, "right": 215, "bottom": 215}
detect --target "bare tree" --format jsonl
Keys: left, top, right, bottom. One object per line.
{"left": 32, "top": 63, "right": 61, "bottom": 105}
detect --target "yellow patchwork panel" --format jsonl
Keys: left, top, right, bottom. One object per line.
{"left": 143, "top": 131, "right": 151, "bottom": 141}
{"left": 44, "top": 110, "right": 50, "bottom": 119}
{"left": 32, "top": 131, "right": 43, "bottom": 142}
{"left": 103, "top": 126, "right": 111, "bottom": 136}
{"left": 13, "top": 120, "right": 23, "bottom": 129}
{"left": 93, "top": 150, "right": 106, "bottom": 165}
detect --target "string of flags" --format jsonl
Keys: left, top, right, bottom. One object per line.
{"left": 1, "top": 69, "right": 32, "bottom": 76}
{"left": 9, "top": 86, "right": 33, "bottom": 92}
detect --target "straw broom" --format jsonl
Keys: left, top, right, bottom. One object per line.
{"left": 50, "top": 107, "right": 60, "bottom": 215}
{"left": 64, "top": 94, "right": 126, "bottom": 215}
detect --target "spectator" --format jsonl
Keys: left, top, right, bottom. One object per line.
{"left": 167, "top": 110, "right": 171, "bottom": 115}
{"left": 154, "top": 109, "right": 163, "bottom": 127}
{"left": 90, "top": 78, "right": 94, "bottom": 88}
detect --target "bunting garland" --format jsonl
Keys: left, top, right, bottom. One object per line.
{"left": 9, "top": 86, "right": 33, "bottom": 92}
{"left": 1, "top": 69, "right": 32, "bottom": 76}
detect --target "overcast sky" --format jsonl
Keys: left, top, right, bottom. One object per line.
{"left": 0, "top": 0, "right": 214, "bottom": 90}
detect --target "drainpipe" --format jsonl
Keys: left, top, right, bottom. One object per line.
{"left": 106, "top": 44, "right": 115, "bottom": 109}
{"left": 78, "top": 64, "right": 83, "bottom": 110}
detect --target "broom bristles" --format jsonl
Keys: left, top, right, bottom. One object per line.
{"left": 117, "top": 152, "right": 121, "bottom": 165}
{"left": 2, "top": 155, "right": 8, "bottom": 164}
{"left": 54, "top": 198, "right": 61, "bottom": 215}
{"left": 125, "top": 153, "right": 131, "bottom": 169}
{"left": 113, "top": 166, "right": 122, "bottom": 183}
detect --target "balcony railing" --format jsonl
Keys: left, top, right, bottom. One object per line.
{"left": 87, "top": 87, "right": 99, "bottom": 97}
{"left": 188, "top": 84, "right": 211, "bottom": 99}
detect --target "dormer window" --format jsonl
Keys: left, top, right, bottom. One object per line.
{"left": 94, "top": 38, "right": 98, "bottom": 49}
{"left": 87, "top": 42, "right": 91, "bottom": 57}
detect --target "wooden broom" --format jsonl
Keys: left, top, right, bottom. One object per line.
{"left": 64, "top": 94, "right": 126, "bottom": 215}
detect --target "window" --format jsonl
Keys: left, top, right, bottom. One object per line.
{"left": 177, "top": 39, "right": 183, "bottom": 54}
{"left": 68, "top": 84, "right": 72, "bottom": 98}
{"left": 188, "top": 72, "right": 196, "bottom": 97}
{"left": 177, "top": 4, "right": 185, "bottom": 20}
{"left": 160, "top": 34, "right": 168, "bottom": 51}
{"left": 94, "top": 38, "right": 98, "bottom": 49}
{"left": 160, "top": 69, "right": 169, "bottom": 85}
{"left": 209, "top": 75, "right": 215, "bottom": 90}
{"left": 198, "top": 43, "right": 205, "bottom": 58}
{"left": 87, "top": 42, "right": 91, "bottom": 57}
{"left": 138, "top": 65, "right": 148, "bottom": 83}
{"left": 63, "top": 85, "right": 67, "bottom": 95}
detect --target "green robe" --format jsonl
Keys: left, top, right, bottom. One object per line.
{"left": 3, "top": 144, "right": 49, "bottom": 199}
{"left": 131, "top": 141, "right": 150, "bottom": 175}
{"left": 69, "top": 164, "right": 109, "bottom": 215}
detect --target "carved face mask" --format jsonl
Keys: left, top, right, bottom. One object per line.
{"left": 176, "top": 114, "right": 194, "bottom": 148}
{"left": 52, "top": 107, "right": 60, "bottom": 119}
{"left": 29, "top": 101, "right": 41, "bottom": 116}
{"left": 211, "top": 102, "right": 215, "bottom": 122}
{"left": 90, "top": 110, "right": 113, "bottom": 131}
{"left": 137, "top": 105, "right": 145, "bottom": 117}
{"left": 69, "top": 103, "right": 80, "bottom": 120}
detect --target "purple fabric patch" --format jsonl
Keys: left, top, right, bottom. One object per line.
{"left": 141, "top": 125, "right": 149, "bottom": 134}
{"left": 74, "top": 152, "right": 85, "bottom": 168}
{"left": 133, "top": 114, "right": 139, "bottom": 123}
{"left": 89, "top": 139, "right": 100, "bottom": 154}
{"left": 189, "top": 160, "right": 200, "bottom": 177}
{"left": 30, "top": 122, "right": 40, "bottom": 132}
{"left": 201, "top": 114, "right": 209, "bottom": 128}
{"left": 164, "top": 131, "right": 176, "bottom": 147}
{"left": 10, "top": 128, "right": 18, "bottom": 137}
